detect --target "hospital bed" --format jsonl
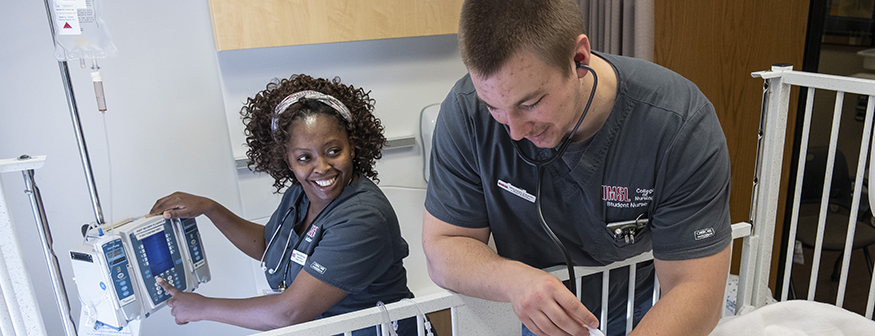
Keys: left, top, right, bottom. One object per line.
{"left": 249, "top": 65, "right": 875, "bottom": 335}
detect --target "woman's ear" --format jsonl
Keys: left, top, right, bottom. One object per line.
{"left": 347, "top": 139, "right": 356, "bottom": 160}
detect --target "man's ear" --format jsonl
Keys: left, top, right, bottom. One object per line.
{"left": 573, "top": 34, "right": 592, "bottom": 78}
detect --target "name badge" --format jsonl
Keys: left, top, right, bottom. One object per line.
{"left": 291, "top": 249, "right": 308, "bottom": 266}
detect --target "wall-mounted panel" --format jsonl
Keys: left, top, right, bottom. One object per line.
{"left": 208, "top": 0, "right": 464, "bottom": 51}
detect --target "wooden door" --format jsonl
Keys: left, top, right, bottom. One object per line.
{"left": 654, "top": 0, "right": 810, "bottom": 290}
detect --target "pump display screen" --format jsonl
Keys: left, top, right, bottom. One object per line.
{"left": 106, "top": 248, "right": 122, "bottom": 260}
{"left": 142, "top": 231, "right": 173, "bottom": 275}
{"left": 128, "top": 217, "right": 187, "bottom": 306}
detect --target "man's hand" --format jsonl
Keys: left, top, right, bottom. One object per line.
{"left": 423, "top": 210, "right": 597, "bottom": 336}
{"left": 509, "top": 268, "right": 598, "bottom": 336}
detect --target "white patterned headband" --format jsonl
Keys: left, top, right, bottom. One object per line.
{"left": 270, "top": 90, "right": 352, "bottom": 135}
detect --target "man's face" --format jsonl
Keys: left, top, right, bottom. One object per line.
{"left": 471, "top": 50, "right": 582, "bottom": 148}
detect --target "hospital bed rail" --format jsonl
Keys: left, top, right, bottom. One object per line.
{"left": 749, "top": 65, "right": 875, "bottom": 318}
{"left": 252, "top": 222, "right": 753, "bottom": 336}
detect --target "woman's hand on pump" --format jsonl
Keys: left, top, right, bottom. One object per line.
{"left": 149, "top": 191, "right": 266, "bottom": 260}
{"left": 148, "top": 192, "right": 216, "bottom": 219}
{"left": 157, "top": 276, "right": 206, "bottom": 325}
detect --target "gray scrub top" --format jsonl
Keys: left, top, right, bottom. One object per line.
{"left": 262, "top": 177, "right": 413, "bottom": 318}
{"left": 425, "top": 52, "right": 732, "bottom": 269}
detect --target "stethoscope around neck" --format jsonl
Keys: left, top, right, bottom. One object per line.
{"left": 259, "top": 177, "right": 354, "bottom": 288}
{"left": 260, "top": 206, "right": 301, "bottom": 276}
{"left": 506, "top": 63, "right": 598, "bottom": 294}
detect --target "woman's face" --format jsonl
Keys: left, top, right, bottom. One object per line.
{"left": 286, "top": 113, "right": 354, "bottom": 209}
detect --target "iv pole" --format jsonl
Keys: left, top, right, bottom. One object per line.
{"left": 28, "top": 0, "right": 112, "bottom": 335}
{"left": 42, "top": 0, "right": 106, "bottom": 226}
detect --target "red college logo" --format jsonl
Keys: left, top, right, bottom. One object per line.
{"left": 602, "top": 185, "right": 632, "bottom": 202}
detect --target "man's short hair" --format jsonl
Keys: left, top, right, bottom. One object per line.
{"left": 458, "top": 0, "right": 585, "bottom": 78}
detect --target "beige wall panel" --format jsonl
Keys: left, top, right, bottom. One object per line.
{"left": 208, "top": 0, "right": 464, "bottom": 50}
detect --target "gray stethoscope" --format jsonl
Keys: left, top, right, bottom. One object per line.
{"left": 260, "top": 195, "right": 317, "bottom": 289}
{"left": 506, "top": 61, "right": 597, "bottom": 294}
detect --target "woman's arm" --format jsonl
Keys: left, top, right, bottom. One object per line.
{"left": 157, "top": 269, "right": 348, "bottom": 331}
{"left": 149, "top": 192, "right": 266, "bottom": 259}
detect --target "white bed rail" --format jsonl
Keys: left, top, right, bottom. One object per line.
{"left": 750, "top": 65, "right": 875, "bottom": 319}
{"left": 254, "top": 223, "right": 753, "bottom": 336}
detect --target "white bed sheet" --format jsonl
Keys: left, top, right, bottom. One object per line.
{"left": 710, "top": 300, "right": 875, "bottom": 336}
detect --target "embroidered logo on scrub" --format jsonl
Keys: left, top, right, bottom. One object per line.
{"left": 497, "top": 180, "right": 535, "bottom": 203}
{"left": 310, "top": 262, "right": 327, "bottom": 274}
{"left": 305, "top": 225, "right": 319, "bottom": 243}
{"left": 603, "top": 185, "right": 652, "bottom": 209}
{"left": 695, "top": 228, "right": 715, "bottom": 240}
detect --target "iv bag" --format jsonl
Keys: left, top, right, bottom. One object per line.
{"left": 51, "top": 0, "right": 117, "bottom": 61}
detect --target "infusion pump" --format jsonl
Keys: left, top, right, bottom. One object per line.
{"left": 70, "top": 216, "right": 211, "bottom": 330}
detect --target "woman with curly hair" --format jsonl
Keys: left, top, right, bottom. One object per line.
{"left": 148, "top": 74, "right": 424, "bottom": 335}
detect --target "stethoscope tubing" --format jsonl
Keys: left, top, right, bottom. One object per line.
{"left": 260, "top": 207, "right": 295, "bottom": 274}
{"left": 260, "top": 190, "right": 339, "bottom": 289}
{"left": 509, "top": 64, "right": 598, "bottom": 294}
{"left": 535, "top": 165, "right": 578, "bottom": 294}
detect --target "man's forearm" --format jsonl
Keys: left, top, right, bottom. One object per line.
{"left": 628, "top": 280, "right": 723, "bottom": 336}
{"left": 630, "top": 246, "right": 732, "bottom": 336}
{"left": 425, "top": 233, "right": 533, "bottom": 302}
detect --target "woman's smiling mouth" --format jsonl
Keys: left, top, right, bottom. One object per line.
{"left": 314, "top": 176, "right": 337, "bottom": 187}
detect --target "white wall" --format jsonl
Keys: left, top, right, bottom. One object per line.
{"left": 0, "top": 0, "right": 466, "bottom": 335}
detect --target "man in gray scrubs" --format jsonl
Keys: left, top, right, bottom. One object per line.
{"left": 422, "top": 1, "right": 732, "bottom": 335}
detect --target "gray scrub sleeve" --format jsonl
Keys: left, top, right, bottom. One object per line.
{"left": 649, "top": 101, "right": 732, "bottom": 261}
{"left": 425, "top": 88, "right": 491, "bottom": 228}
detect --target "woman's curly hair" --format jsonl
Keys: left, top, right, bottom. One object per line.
{"left": 241, "top": 74, "right": 386, "bottom": 193}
